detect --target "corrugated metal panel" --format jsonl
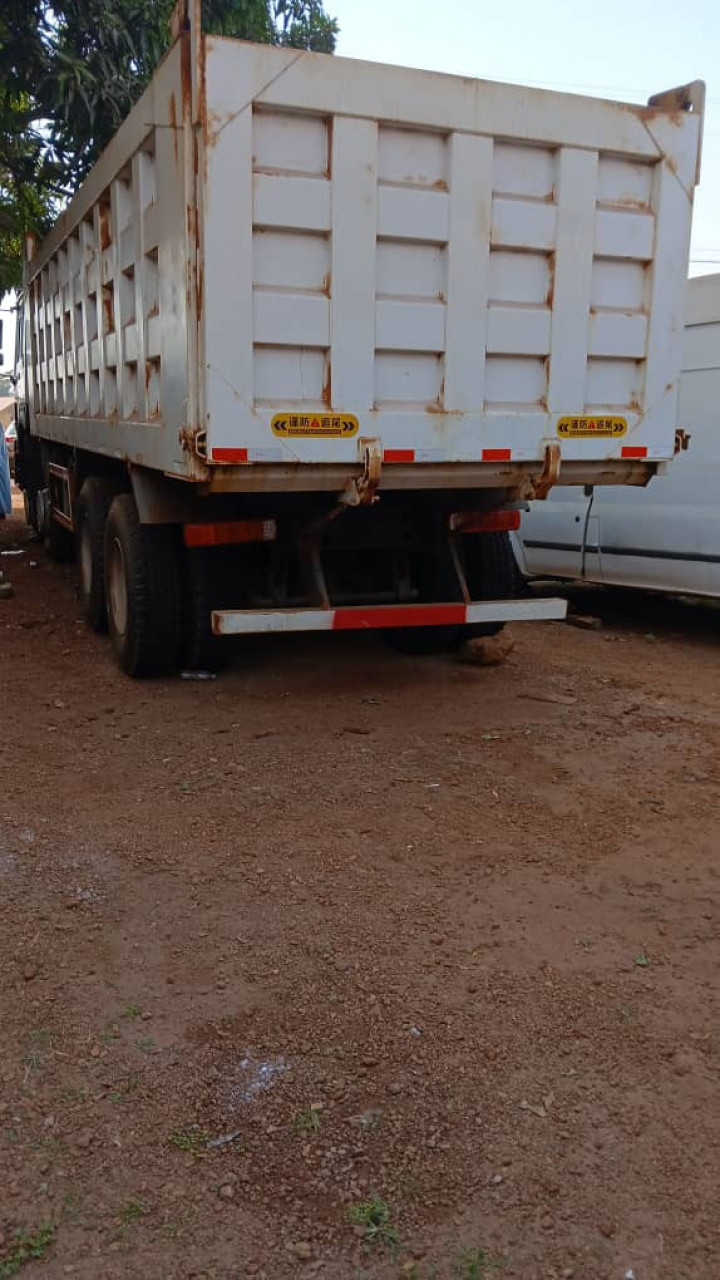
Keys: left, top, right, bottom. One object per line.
{"left": 201, "top": 39, "right": 702, "bottom": 468}
{"left": 25, "top": 42, "right": 195, "bottom": 476}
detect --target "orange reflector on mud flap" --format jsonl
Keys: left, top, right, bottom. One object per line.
{"left": 183, "top": 519, "right": 277, "bottom": 548}
{"left": 450, "top": 510, "right": 521, "bottom": 534}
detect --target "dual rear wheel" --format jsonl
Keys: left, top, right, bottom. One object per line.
{"left": 77, "top": 483, "right": 221, "bottom": 677}
{"left": 386, "top": 531, "right": 521, "bottom": 654}
{"left": 75, "top": 479, "right": 520, "bottom": 675}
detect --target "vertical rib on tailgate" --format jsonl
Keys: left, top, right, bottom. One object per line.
{"left": 200, "top": 40, "right": 702, "bottom": 475}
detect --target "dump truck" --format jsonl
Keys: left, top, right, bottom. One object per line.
{"left": 13, "top": 1, "right": 704, "bottom": 675}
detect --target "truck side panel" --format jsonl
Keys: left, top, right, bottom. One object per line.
{"left": 25, "top": 42, "right": 198, "bottom": 478}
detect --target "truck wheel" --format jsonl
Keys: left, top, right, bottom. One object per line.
{"left": 181, "top": 547, "right": 230, "bottom": 672}
{"left": 76, "top": 477, "right": 116, "bottom": 632}
{"left": 386, "top": 623, "right": 463, "bottom": 655}
{"left": 385, "top": 550, "right": 463, "bottom": 655}
{"left": 44, "top": 513, "right": 75, "bottom": 563}
{"left": 23, "top": 489, "right": 38, "bottom": 533}
{"left": 104, "top": 494, "right": 181, "bottom": 677}
{"left": 463, "top": 531, "right": 522, "bottom": 639}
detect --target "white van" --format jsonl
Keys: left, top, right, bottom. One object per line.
{"left": 513, "top": 273, "right": 720, "bottom": 599}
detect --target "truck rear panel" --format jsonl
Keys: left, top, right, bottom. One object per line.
{"left": 201, "top": 41, "right": 702, "bottom": 481}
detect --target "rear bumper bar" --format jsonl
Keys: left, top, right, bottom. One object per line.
{"left": 212, "top": 596, "right": 567, "bottom": 636}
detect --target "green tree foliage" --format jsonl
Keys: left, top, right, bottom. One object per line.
{"left": 0, "top": 0, "right": 337, "bottom": 294}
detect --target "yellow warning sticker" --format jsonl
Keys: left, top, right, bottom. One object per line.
{"left": 271, "top": 412, "right": 359, "bottom": 438}
{"left": 557, "top": 416, "right": 627, "bottom": 439}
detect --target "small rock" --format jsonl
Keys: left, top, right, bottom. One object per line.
{"left": 0, "top": 581, "right": 14, "bottom": 599}
{"left": 429, "top": 933, "right": 444, "bottom": 945}
{"left": 491, "top": 1173, "right": 503, "bottom": 1185}
{"left": 76, "top": 1129, "right": 93, "bottom": 1150}
{"left": 566, "top": 613, "right": 602, "bottom": 631}
{"left": 0, "top": 1231, "right": 5, "bottom": 1248}
{"left": 23, "top": 963, "right": 39, "bottom": 982}
{"left": 218, "top": 1183, "right": 235, "bottom": 1199}
{"left": 562, "top": 1269, "right": 575, "bottom": 1279}
{"left": 541, "top": 1214, "right": 554, "bottom": 1230}
{"left": 289, "top": 1242, "right": 312, "bottom": 1260}
{"left": 672, "top": 1050, "right": 694, "bottom": 1077}
{"left": 459, "top": 635, "right": 514, "bottom": 667}
{"left": 90, "top": 1045, "right": 101, "bottom": 1059}
{"left": 599, "top": 1219, "right": 615, "bottom": 1238}
{"left": 388, "top": 1083, "right": 402, "bottom": 1096}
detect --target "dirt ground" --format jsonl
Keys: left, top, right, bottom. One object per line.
{"left": 1, "top": 494, "right": 719, "bottom": 1280}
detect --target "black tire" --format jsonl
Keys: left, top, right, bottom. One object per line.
{"left": 104, "top": 494, "right": 181, "bottom": 677}
{"left": 44, "top": 512, "right": 75, "bottom": 563}
{"left": 385, "top": 548, "right": 463, "bottom": 655}
{"left": 23, "top": 489, "right": 38, "bottom": 533}
{"left": 181, "top": 547, "right": 230, "bottom": 672}
{"left": 386, "top": 625, "right": 463, "bottom": 656}
{"left": 462, "top": 531, "right": 522, "bottom": 639}
{"left": 76, "top": 477, "right": 116, "bottom": 632}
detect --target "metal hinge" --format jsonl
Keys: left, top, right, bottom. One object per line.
{"left": 340, "top": 438, "right": 383, "bottom": 508}
{"left": 179, "top": 426, "right": 207, "bottom": 460}
{"left": 675, "top": 427, "right": 691, "bottom": 454}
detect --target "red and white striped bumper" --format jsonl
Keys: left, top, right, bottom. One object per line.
{"left": 212, "top": 597, "right": 567, "bottom": 636}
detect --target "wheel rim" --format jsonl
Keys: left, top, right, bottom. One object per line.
{"left": 107, "top": 536, "right": 128, "bottom": 636}
{"left": 79, "top": 520, "right": 93, "bottom": 598}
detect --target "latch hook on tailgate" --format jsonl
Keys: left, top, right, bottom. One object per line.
{"left": 340, "top": 439, "right": 383, "bottom": 508}
{"left": 531, "top": 441, "right": 562, "bottom": 501}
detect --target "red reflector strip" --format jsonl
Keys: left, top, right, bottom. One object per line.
{"left": 184, "top": 519, "right": 276, "bottom": 548}
{"left": 456, "top": 509, "right": 521, "bottom": 534}
{"left": 621, "top": 446, "right": 648, "bottom": 459}
{"left": 333, "top": 603, "right": 467, "bottom": 631}
{"left": 384, "top": 449, "right": 415, "bottom": 463}
{"left": 212, "top": 448, "right": 248, "bottom": 464}
{"left": 482, "top": 448, "right": 512, "bottom": 462}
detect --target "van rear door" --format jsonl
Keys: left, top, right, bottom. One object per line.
{"left": 518, "top": 489, "right": 594, "bottom": 581}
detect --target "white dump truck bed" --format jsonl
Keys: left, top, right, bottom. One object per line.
{"left": 25, "top": 16, "right": 704, "bottom": 494}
